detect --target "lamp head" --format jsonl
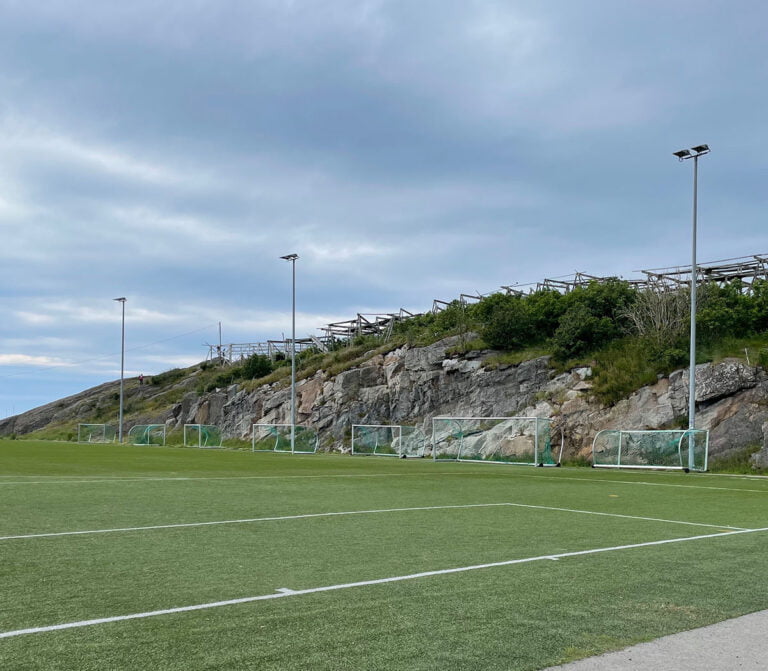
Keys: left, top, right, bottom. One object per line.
{"left": 113, "top": 297, "right": 127, "bottom": 302}
{"left": 280, "top": 254, "right": 299, "bottom": 261}
{"left": 673, "top": 149, "right": 691, "bottom": 160}
{"left": 691, "top": 144, "right": 710, "bottom": 154}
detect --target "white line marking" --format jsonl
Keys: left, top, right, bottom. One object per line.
{"left": 0, "top": 473, "right": 470, "bottom": 486}
{"left": 3, "top": 469, "right": 768, "bottom": 494}
{"left": 502, "top": 502, "right": 747, "bottom": 530}
{"left": 513, "top": 473, "right": 768, "bottom": 494}
{"left": 0, "top": 504, "right": 511, "bottom": 541}
{"left": 2, "top": 526, "right": 764, "bottom": 639}
{"left": 0, "top": 502, "right": 742, "bottom": 542}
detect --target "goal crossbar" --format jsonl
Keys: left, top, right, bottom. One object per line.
{"left": 127, "top": 424, "right": 167, "bottom": 446}
{"left": 183, "top": 424, "right": 222, "bottom": 448}
{"left": 431, "top": 416, "right": 563, "bottom": 466}
{"left": 351, "top": 424, "right": 426, "bottom": 458}
{"left": 592, "top": 429, "right": 709, "bottom": 472}
{"left": 77, "top": 424, "right": 116, "bottom": 444}
{"left": 251, "top": 424, "right": 318, "bottom": 454}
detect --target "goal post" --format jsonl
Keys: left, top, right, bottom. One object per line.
{"left": 251, "top": 424, "right": 319, "bottom": 454}
{"left": 592, "top": 429, "right": 709, "bottom": 472}
{"left": 127, "top": 424, "right": 167, "bottom": 446}
{"left": 183, "top": 424, "right": 222, "bottom": 448}
{"left": 77, "top": 424, "right": 116, "bottom": 443}
{"left": 351, "top": 424, "right": 426, "bottom": 458}
{"left": 431, "top": 416, "right": 563, "bottom": 466}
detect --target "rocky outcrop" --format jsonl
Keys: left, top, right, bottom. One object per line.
{"left": 752, "top": 422, "right": 768, "bottom": 468}
{"left": 2, "top": 337, "right": 766, "bottom": 463}
{"left": 178, "top": 344, "right": 768, "bottom": 460}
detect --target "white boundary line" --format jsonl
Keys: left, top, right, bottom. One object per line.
{"left": 0, "top": 504, "right": 509, "bottom": 541}
{"left": 0, "top": 473, "right": 468, "bottom": 486}
{"left": 501, "top": 502, "right": 746, "bottom": 530}
{"left": 512, "top": 473, "right": 768, "bottom": 495}
{"left": 0, "top": 502, "right": 744, "bottom": 542}
{"left": 2, "top": 470, "right": 768, "bottom": 494}
{"left": 2, "top": 526, "right": 765, "bottom": 640}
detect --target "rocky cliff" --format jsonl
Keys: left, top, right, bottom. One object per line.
{"left": 3, "top": 336, "right": 767, "bottom": 461}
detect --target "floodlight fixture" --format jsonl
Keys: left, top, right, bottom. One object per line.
{"left": 673, "top": 143, "right": 710, "bottom": 468}
{"left": 280, "top": 253, "right": 299, "bottom": 453}
{"left": 674, "top": 145, "right": 710, "bottom": 161}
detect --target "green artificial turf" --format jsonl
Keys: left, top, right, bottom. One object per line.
{"left": 1, "top": 440, "right": 768, "bottom": 669}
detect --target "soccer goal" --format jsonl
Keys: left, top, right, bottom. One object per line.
{"left": 432, "top": 416, "right": 563, "bottom": 466}
{"left": 251, "top": 424, "right": 319, "bottom": 454}
{"left": 77, "top": 424, "right": 116, "bottom": 443}
{"left": 183, "top": 424, "right": 222, "bottom": 448}
{"left": 351, "top": 424, "right": 426, "bottom": 458}
{"left": 127, "top": 424, "right": 167, "bottom": 446}
{"left": 592, "top": 429, "right": 709, "bottom": 472}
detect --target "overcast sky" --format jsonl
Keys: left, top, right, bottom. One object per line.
{"left": 1, "top": 0, "right": 767, "bottom": 416}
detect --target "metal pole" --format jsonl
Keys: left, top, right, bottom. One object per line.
{"left": 674, "top": 145, "right": 709, "bottom": 471}
{"left": 280, "top": 254, "right": 299, "bottom": 454}
{"left": 290, "top": 257, "right": 296, "bottom": 454}
{"left": 114, "top": 297, "right": 127, "bottom": 443}
{"left": 688, "top": 154, "right": 698, "bottom": 441}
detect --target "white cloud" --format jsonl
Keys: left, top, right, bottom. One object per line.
{"left": 0, "top": 353, "right": 74, "bottom": 367}
{"left": 14, "top": 311, "right": 55, "bottom": 325}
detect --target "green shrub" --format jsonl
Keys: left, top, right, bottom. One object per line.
{"left": 476, "top": 294, "right": 534, "bottom": 350}
{"left": 590, "top": 338, "right": 664, "bottom": 406}
{"left": 241, "top": 354, "right": 273, "bottom": 380}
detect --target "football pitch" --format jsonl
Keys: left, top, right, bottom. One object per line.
{"left": 2, "top": 440, "right": 768, "bottom": 670}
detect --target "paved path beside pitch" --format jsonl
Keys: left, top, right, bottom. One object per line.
{"left": 546, "top": 608, "right": 768, "bottom": 670}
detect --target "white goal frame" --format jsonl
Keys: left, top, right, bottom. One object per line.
{"left": 77, "top": 423, "right": 116, "bottom": 443}
{"left": 592, "top": 429, "right": 709, "bottom": 472}
{"left": 183, "top": 424, "right": 223, "bottom": 448}
{"left": 431, "top": 416, "right": 563, "bottom": 466}
{"left": 350, "top": 424, "right": 426, "bottom": 458}
{"left": 127, "top": 424, "right": 167, "bottom": 446}
{"left": 251, "top": 424, "right": 319, "bottom": 454}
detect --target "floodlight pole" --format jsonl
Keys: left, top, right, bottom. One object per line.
{"left": 113, "top": 297, "right": 127, "bottom": 443}
{"left": 280, "top": 254, "right": 299, "bottom": 453}
{"left": 673, "top": 144, "right": 710, "bottom": 470}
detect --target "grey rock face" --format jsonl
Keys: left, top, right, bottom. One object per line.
{"left": 3, "top": 339, "right": 767, "bottom": 467}
{"left": 695, "top": 360, "right": 758, "bottom": 403}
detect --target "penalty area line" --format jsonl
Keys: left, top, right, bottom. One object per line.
{"left": 0, "top": 503, "right": 514, "bottom": 541}
{"left": 0, "top": 501, "right": 742, "bottom": 542}
{"left": 0, "top": 472, "right": 478, "bottom": 486}
{"left": 1, "top": 526, "right": 766, "bottom": 640}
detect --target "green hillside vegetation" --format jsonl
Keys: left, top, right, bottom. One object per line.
{"left": 156, "top": 277, "right": 768, "bottom": 412}
{"left": 19, "top": 279, "right": 768, "bottom": 445}
{"left": 396, "top": 278, "right": 768, "bottom": 403}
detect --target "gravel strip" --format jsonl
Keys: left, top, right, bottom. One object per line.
{"left": 546, "top": 609, "right": 768, "bottom": 670}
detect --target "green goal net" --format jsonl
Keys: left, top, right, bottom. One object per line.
{"left": 251, "top": 424, "right": 318, "bottom": 454}
{"left": 351, "top": 425, "right": 426, "bottom": 457}
{"left": 77, "top": 424, "right": 116, "bottom": 443}
{"left": 592, "top": 429, "right": 709, "bottom": 471}
{"left": 127, "top": 424, "right": 167, "bottom": 446}
{"left": 183, "top": 424, "right": 222, "bottom": 448}
{"left": 431, "top": 416, "right": 562, "bottom": 466}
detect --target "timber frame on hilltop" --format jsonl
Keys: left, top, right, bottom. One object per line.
{"left": 208, "top": 253, "right": 768, "bottom": 364}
